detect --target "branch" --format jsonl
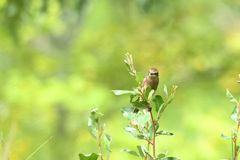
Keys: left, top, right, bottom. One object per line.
{"left": 129, "top": 122, "right": 153, "bottom": 145}
{"left": 97, "top": 117, "right": 103, "bottom": 160}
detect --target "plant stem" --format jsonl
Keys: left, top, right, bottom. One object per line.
{"left": 129, "top": 122, "right": 153, "bottom": 145}
{"left": 97, "top": 117, "right": 103, "bottom": 160}
{"left": 147, "top": 122, "right": 150, "bottom": 160}
{"left": 234, "top": 102, "right": 240, "bottom": 160}
{"left": 150, "top": 111, "right": 156, "bottom": 158}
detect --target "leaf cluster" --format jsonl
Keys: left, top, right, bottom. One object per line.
{"left": 112, "top": 53, "right": 179, "bottom": 159}
{"left": 221, "top": 89, "right": 240, "bottom": 160}
{"left": 79, "top": 108, "right": 111, "bottom": 160}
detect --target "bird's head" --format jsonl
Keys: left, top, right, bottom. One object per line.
{"left": 148, "top": 68, "right": 159, "bottom": 78}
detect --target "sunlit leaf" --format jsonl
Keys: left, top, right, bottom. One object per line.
{"left": 148, "top": 122, "right": 159, "bottom": 140}
{"left": 156, "top": 130, "right": 174, "bottom": 136}
{"left": 155, "top": 153, "right": 167, "bottom": 159}
{"left": 226, "top": 89, "right": 238, "bottom": 103}
{"left": 133, "top": 87, "right": 142, "bottom": 96}
{"left": 101, "top": 123, "right": 105, "bottom": 133}
{"left": 137, "top": 112, "right": 150, "bottom": 127}
{"left": 121, "top": 107, "right": 135, "bottom": 120}
{"left": 121, "top": 149, "right": 141, "bottom": 157}
{"left": 153, "top": 95, "right": 164, "bottom": 112}
{"left": 137, "top": 146, "right": 144, "bottom": 158}
{"left": 125, "top": 63, "right": 135, "bottom": 76}
{"left": 231, "top": 106, "right": 238, "bottom": 122}
{"left": 112, "top": 90, "right": 135, "bottom": 95}
{"left": 232, "top": 129, "right": 240, "bottom": 137}
{"left": 221, "top": 134, "right": 233, "bottom": 140}
{"left": 144, "top": 86, "right": 152, "bottom": 100}
{"left": 156, "top": 103, "right": 165, "bottom": 120}
{"left": 141, "top": 143, "right": 152, "bottom": 158}
{"left": 124, "top": 125, "right": 145, "bottom": 140}
{"left": 104, "top": 134, "right": 112, "bottom": 152}
{"left": 164, "top": 84, "right": 168, "bottom": 98}
{"left": 79, "top": 153, "right": 99, "bottom": 160}
{"left": 88, "top": 115, "right": 98, "bottom": 139}
{"left": 148, "top": 89, "right": 155, "bottom": 102}
{"left": 168, "top": 86, "right": 177, "bottom": 104}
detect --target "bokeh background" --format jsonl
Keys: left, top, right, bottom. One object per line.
{"left": 0, "top": 0, "right": 240, "bottom": 159}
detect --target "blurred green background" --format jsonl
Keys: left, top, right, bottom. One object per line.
{"left": 0, "top": 0, "right": 240, "bottom": 159}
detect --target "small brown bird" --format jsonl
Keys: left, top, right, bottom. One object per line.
{"left": 142, "top": 68, "right": 159, "bottom": 93}
{"left": 134, "top": 68, "right": 159, "bottom": 113}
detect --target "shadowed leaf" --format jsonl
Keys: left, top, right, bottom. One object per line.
{"left": 226, "top": 89, "right": 238, "bottom": 103}
{"left": 153, "top": 95, "right": 164, "bottom": 112}
{"left": 121, "top": 149, "right": 141, "bottom": 157}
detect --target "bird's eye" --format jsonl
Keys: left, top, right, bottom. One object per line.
{"left": 150, "top": 73, "right": 158, "bottom": 76}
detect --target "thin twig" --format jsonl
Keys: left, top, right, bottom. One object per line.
{"left": 129, "top": 122, "right": 153, "bottom": 145}
{"left": 234, "top": 102, "right": 240, "bottom": 160}
{"left": 97, "top": 117, "right": 103, "bottom": 160}
{"left": 150, "top": 111, "right": 155, "bottom": 158}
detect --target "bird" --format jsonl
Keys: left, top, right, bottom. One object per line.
{"left": 142, "top": 68, "right": 159, "bottom": 93}
{"left": 133, "top": 68, "right": 159, "bottom": 113}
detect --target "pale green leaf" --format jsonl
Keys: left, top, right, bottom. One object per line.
{"left": 112, "top": 90, "right": 135, "bottom": 95}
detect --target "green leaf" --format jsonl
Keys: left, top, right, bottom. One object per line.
{"left": 156, "top": 103, "right": 165, "bottom": 120}
{"left": 121, "top": 149, "right": 141, "bottom": 157}
{"left": 125, "top": 63, "right": 135, "bottom": 76}
{"left": 232, "top": 129, "right": 240, "bottom": 137}
{"left": 148, "top": 90, "right": 155, "bottom": 102}
{"left": 156, "top": 130, "right": 174, "bottom": 136}
{"left": 153, "top": 95, "right": 164, "bottom": 112}
{"left": 144, "top": 86, "right": 152, "bottom": 100}
{"left": 226, "top": 89, "right": 238, "bottom": 103}
{"left": 101, "top": 123, "right": 105, "bottom": 133}
{"left": 148, "top": 122, "right": 159, "bottom": 140}
{"left": 137, "top": 112, "right": 150, "bottom": 127}
{"left": 104, "top": 134, "right": 112, "bottom": 152}
{"left": 155, "top": 153, "right": 167, "bottom": 159}
{"left": 164, "top": 84, "right": 168, "bottom": 98}
{"left": 121, "top": 107, "right": 135, "bottom": 120}
{"left": 137, "top": 146, "right": 144, "bottom": 158}
{"left": 133, "top": 88, "right": 142, "bottom": 96}
{"left": 141, "top": 143, "right": 153, "bottom": 158}
{"left": 91, "top": 108, "right": 104, "bottom": 118}
{"left": 124, "top": 125, "right": 145, "bottom": 140}
{"left": 122, "top": 106, "right": 134, "bottom": 113}
{"left": 221, "top": 134, "right": 233, "bottom": 140}
{"left": 112, "top": 90, "right": 135, "bottom": 95}
{"left": 231, "top": 106, "right": 238, "bottom": 122}
{"left": 88, "top": 108, "right": 104, "bottom": 139}
{"left": 163, "top": 157, "right": 180, "bottom": 160}
{"left": 79, "top": 153, "right": 99, "bottom": 160}
{"left": 88, "top": 115, "right": 98, "bottom": 139}
{"left": 136, "top": 72, "right": 145, "bottom": 82}
{"left": 130, "top": 95, "right": 147, "bottom": 109}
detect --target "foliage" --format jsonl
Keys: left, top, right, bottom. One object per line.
{"left": 222, "top": 86, "right": 240, "bottom": 160}
{"left": 79, "top": 108, "right": 111, "bottom": 160}
{"left": 0, "top": 0, "right": 240, "bottom": 159}
{"left": 113, "top": 53, "right": 179, "bottom": 160}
